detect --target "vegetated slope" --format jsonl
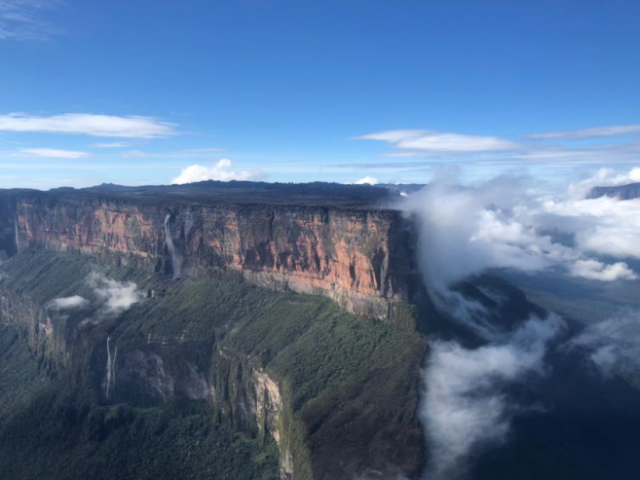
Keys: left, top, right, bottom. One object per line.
{"left": 0, "top": 250, "right": 426, "bottom": 480}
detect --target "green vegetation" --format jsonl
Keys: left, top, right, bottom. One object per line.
{"left": 0, "top": 250, "right": 426, "bottom": 480}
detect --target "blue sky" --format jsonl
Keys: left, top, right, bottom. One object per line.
{"left": 1, "top": 0, "right": 639, "bottom": 189}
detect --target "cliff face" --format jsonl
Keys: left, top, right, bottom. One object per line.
{"left": 589, "top": 182, "right": 640, "bottom": 200}
{"left": 3, "top": 191, "right": 417, "bottom": 321}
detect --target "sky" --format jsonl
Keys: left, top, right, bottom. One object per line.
{"left": 0, "top": 0, "right": 639, "bottom": 190}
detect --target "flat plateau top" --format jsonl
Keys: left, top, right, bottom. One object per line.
{"left": 0, "top": 181, "right": 423, "bottom": 209}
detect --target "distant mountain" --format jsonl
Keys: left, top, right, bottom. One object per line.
{"left": 589, "top": 182, "right": 640, "bottom": 200}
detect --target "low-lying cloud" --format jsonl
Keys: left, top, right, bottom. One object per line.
{"left": 421, "top": 314, "right": 565, "bottom": 480}
{"left": 48, "top": 295, "right": 89, "bottom": 310}
{"left": 87, "top": 272, "right": 144, "bottom": 315}
{"left": 565, "top": 311, "right": 640, "bottom": 377}
{"left": 403, "top": 167, "right": 640, "bottom": 479}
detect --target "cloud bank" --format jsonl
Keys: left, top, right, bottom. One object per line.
{"left": 172, "top": 159, "right": 263, "bottom": 184}
{"left": 403, "top": 168, "right": 640, "bottom": 479}
{"left": 401, "top": 168, "right": 640, "bottom": 296}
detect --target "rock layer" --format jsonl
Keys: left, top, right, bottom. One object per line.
{"left": 2, "top": 191, "right": 418, "bottom": 321}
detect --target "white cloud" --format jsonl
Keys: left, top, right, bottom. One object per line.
{"left": 569, "top": 259, "right": 637, "bottom": 282}
{"left": 528, "top": 125, "right": 640, "bottom": 140}
{"left": 564, "top": 167, "right": 640, "bottom": 199}
{"left": 354, "top": 129, "right": 518, "bottom": 152}
{"left": 565, "top": 312, "right": 640, "bottom": 376}
{"left": 349, "top": 126, "right": 640, "bottom": 168}
{"left": 88, "top": 272, "right": 143, "bottom": 314}
{"left": 421, "top": 314, "right": 565, "bottom": 480}
{"left": 400, "top": 168, "right": 640, "bottom": 295}
{"left": 94, "top": 142, "right": 129, "bottom": 148}
{"left": 48, "top": 295, "right": 89, "bottom": 310}
{"left": 14, "top": 148, "right": 90, "bottom": 159}
{"left": 355, "top": 176, "right": 379, "bottom": 185}
{"left": 0, "top": 113, "right": 177, "bottom": 138}
{"left": 171, "top": 159, "right": 263, "bottom": 184}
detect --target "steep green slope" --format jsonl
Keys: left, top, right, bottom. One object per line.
{"left": 0, "top": 250, "right": 426, "bottom": 480}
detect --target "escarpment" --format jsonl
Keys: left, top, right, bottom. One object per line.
{"left": 1, "top": 187, "right": 419, "bottom": 321}
{"left": 0, "top": 250, "right": 426, "bottom": 480}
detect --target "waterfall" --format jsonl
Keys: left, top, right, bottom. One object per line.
{"left": 164, "top": 214, "right": 182, "bottom": 278}
{"left": 14, "top": 216, "right": 19, "bottom": 253}
{"left": 104, "top": 336, "right": 118, "bottom": 400}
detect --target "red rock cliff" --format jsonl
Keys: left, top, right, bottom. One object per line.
{"left": 4, "top": 193, "right": 417, "bottom": 320}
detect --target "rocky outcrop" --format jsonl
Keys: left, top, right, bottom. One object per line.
{"left": 1, "top": 191, "right": 418, "bottom": 321}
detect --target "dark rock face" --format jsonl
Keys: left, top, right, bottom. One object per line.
{"left": 589, "top": 182, "right": 640, "bottom": 200}
{"left": 0, "top": 189, "right": 419, "bottom": 322}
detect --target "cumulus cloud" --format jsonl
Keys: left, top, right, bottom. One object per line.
{"left": 569, "top": 260, "right": 637, "bottom": 282}
{"left": 0, "top": 113, "right": 177, "bottom": 138}
{"left": 355, "top": 176, "right": 379, "bottom": 185}
{"left": 354, "top": 130, "right": 518, "bottom": 153}
{"left": 87, "top": 272, "right": 143, "bottom": 314}
{"left": 48, "top": 295, "right": 89, "bottom": 310}
{"left": 13, "top": 148, "right": 90, "bottom": 159}
{"left": 171, "top": 159, "right": 263, "bottom": 184}
{"left": 421, "top": 314, "right": 565, "bottom": 480}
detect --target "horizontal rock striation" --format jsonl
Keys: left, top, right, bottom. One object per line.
{"left": 0, "top": 190, "right": 418, "bottom": 321}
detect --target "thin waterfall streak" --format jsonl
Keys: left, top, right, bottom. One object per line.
{"left": 104, "top": 336, "right": 112, "bottom": 398}
{"left": 164, "top": 214, "right": 182, "bottom": 279}
{"left": 14, "top": 215, "right": 19, "bottom": 253}
{"left": 112, "top": 344, "right": 118, "bottom": 395}
{"left": 104, "top": 336, "right": 117, "bottom": 399}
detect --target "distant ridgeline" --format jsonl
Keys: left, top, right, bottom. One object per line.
{"left": 589, "top": 182, "right": 640, "bottom": 200}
